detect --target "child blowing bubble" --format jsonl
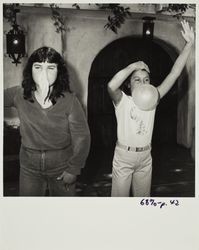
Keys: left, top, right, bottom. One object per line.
{"left": 107, "top": 20, "right": 194, "bottom": 197}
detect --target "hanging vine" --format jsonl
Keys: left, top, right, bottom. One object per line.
{"left": 73, "top": 3, "right": 131, "bottom": 34}
{"left": 72, "top": 3, "right": 194, "bottom": 33}
{"left": 156, "top": 4, "right": 191, "bottom": 18}
{"left": 4, "top": 3, "right": 195, "bottom": 34}
{"left": 49, "top": 4, "right": 66, "bottom": 56}
{"left": 49, "top": 4, "right": 66, "bottom": 33}
{"left": 98, "top": 4, "right": 131, "bottom": 34}
{"left": 3, "top": 4, "right": 20, "bottom": 25}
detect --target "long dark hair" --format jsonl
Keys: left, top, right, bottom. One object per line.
{"left": 22, "top": 47, "right": 71, "bottom": 104}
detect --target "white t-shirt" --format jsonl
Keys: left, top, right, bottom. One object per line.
{"left": 114, "top": 92, "right": 156, "bottom": 147}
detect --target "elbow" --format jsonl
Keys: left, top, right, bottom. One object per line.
{"left": 85, "top": 131, "right": 91, "bottom": 149}
{"left": 83, "top": 130, "right": 91, "bottom": 150}
{"left": 73, "top": 132, "right": 91, "bottom": 154}
{"left": 107, "top": 84, "right": 112, "bottom": 93}
{"left": 107, "top": 83, "right": 115, "bottom": 95}
{"left": 80, "top": 133, "right": 91, "bottom": 157}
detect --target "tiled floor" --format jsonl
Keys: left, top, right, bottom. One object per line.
{"left": 4, "top": 144, "right": 195, "bottom": 197}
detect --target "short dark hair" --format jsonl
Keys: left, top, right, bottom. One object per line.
{"left": 121, "top": 68, "right": 150, "bottom": 95}
{"left": 22, "top": 47, "right": 71, "bottom": 104}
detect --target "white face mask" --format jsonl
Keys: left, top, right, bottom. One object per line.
{"left": 32, "top": 61, "right": 58, "bottom": 103}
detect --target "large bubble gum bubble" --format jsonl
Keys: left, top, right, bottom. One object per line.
{"left": 132, "top": 84, "right": 159, "bottom": 111}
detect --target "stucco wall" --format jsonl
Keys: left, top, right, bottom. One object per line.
{"left": 3, "top": 7, "right": 195, "bottom": 148}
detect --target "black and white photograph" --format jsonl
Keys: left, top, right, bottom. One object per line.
{"left": 3, "top": 3, "right": 196, "bottom": 197}
{"left": 1, "top": 2, "right": 198, "bottom": 250}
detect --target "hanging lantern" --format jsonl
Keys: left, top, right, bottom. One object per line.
{"left": 5, "top": 7, "right": 26, "bottom": 66}
{"left": 142, "top": 16, "right": 156, "bottom": 40}
{"left": 6, "top": 24, "right": 25, "bottom": 65}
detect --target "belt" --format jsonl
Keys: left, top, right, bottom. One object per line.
{"left": 116, "top": 142, "right": 151, "bottom": 152}
{"left": 21, "top": 145, "right": 69, "bottom": 153}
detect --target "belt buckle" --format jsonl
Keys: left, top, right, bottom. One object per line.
{"left": 136, "top": 147, "right": 143, "bottom": 152}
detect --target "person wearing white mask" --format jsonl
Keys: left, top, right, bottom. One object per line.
{"left": 4, "top": 47, "right": 91, "bottom": 196}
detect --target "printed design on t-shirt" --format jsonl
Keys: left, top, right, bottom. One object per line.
{"left": 130, "top": 106, "right": 147, "bottom": 135}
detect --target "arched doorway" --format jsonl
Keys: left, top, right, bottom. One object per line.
{"left": 84, "top": 36, "right": 178, "bottom": 182}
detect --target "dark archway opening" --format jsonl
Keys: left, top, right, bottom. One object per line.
{"left": 83, "top": 36, "right": 178, "bottom": 184}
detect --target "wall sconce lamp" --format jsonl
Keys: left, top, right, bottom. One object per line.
{"left": 6, "top": 8, "right": 26, "bottom": 66}
{"left": 142, "top": 17, "right": 156, "bottom": 39}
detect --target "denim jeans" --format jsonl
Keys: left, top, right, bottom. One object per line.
{"left": 19, "top": 145, "right": 76, "bottom": 196}
{"left": 111, "top": 145, "right": 152, "bottom": 197}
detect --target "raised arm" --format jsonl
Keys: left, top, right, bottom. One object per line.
{"left": 157, "top": 20, "right": 195, "bottom": 99}
{"left": 107, "top": 61, "right": 149, "bottom": 105}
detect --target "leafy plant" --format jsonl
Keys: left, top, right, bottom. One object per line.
{"left": 4, "top": 3, "right": 194, "bottom": 34}
{"left": 167, "top": 4, "right": 188, "bottom": 13}
{"left": 49, "top": 4, "right": 66, "bottom": 33}
{"left": 3, "top": 4, "right": 20, "bottom": 25}
{"left": 157, "top": 4, "right": 192, "bottom": 18}
{"left": 72, "top": 3, "right": 194, "bottom": 33}
{"left": 72, "top": 3, "right": 131, "bottom": 34}
{"left": 72, "top": 4, "right": 80, "bottom": 10}
{"left": 98, "top": 4, "right": 131, "bottom": 34}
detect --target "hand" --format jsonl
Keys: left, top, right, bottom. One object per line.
{"left": 181, "top": 20, "right": 194, "bottom": 45}
{"left": 130, "top": 61, "right": 150, "bottom": 73}
{"left": 4, "top": 117, "right": 20, "bottom": 129}
{"left": 57, "top": 171, "right": 77, "bottom": 189}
